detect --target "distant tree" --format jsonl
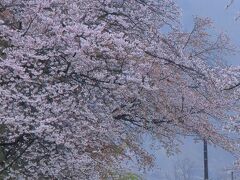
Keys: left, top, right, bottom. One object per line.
{"left": 0, "top": 0, "right": 240, "bottom": 179}
{"left": 165, "top": 158, "right": 195, "bottom": 180}
{"left": 174, "top": 158, "right": 194, "bottom": 180}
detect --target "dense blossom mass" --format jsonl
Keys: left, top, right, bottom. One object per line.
{"left": 0, "top": 0, "right": 240, "bottom": 179}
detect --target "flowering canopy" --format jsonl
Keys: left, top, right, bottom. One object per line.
{"left": 0, "top": 0, "right": 240, "bottom": 179}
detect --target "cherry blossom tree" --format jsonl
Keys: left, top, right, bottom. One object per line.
{"left": 0, "top": 0, "right": 240, "bottom": 179}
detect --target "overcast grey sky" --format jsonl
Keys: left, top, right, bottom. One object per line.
{"left": 144, "top": 1, "right": 240, "bottom": 179}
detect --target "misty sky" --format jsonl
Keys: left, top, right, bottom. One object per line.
{"left": 144, "top": 1, "right": 240, "bottom": 179}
